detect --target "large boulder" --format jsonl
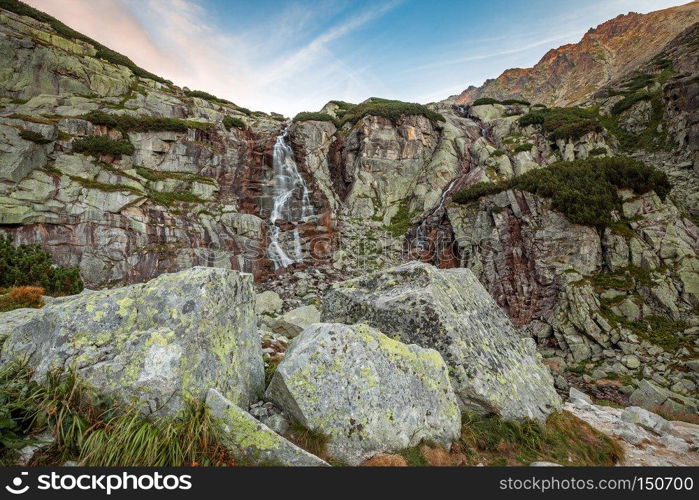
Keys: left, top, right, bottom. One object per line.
{"left": 0, "top": 267, "right": 264, "bottom": 415}
{"left": 206, "top": 389, "right": 327, "bottom": 466}
{"left": 322, "top": 262, "right": 561, "bottom": 421}
{"left": 266, "top": 323, "right": 461, "bottom": 465}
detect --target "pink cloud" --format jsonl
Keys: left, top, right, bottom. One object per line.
{"left": 25, "top": 0, "right": 185, "bottom": 80}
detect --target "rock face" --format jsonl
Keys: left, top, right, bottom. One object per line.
{"left": 205, "top": 389, "right": 328, "bottom": 466}
{"left": 0, "top": 7, "right": 336, "bottom": 286}
{"left": 0, "top": 267, "right": 264, "bottom": 415}
{"left": 322, "top": 262, "right": 562, "bottom": 421}
{"left": 452, "top": 2, "right": 699, "bottom": 106}
{"left": 449, "top": 188, "right": 699, "bottom": 413}
{"left": 266, "top": 322, "right": 461, "bottom": 465}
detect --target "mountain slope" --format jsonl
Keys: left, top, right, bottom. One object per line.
{"left": 454, "top": 1, "right": 699, "bottom": 106}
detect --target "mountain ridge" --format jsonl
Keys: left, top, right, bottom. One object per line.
{"left": 452, "top": 1, "right": 699, "bottom": 106}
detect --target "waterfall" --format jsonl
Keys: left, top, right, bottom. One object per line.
{"left": 267, "top": 130, "right": 314, "bottom": 269}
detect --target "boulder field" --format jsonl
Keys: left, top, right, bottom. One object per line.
{"left": 0, "top": 262, "right": 562, "bottom": 465}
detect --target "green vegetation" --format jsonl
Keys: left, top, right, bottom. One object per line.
{"left": 513, "top": 143, "right": 534, "bottom": 153}
{"left": 472, "top": 97, "right": 500, "bottom": 106}
{"left": 501, "top": 99, "right": 531, "bottom": 106}
{"left": 292, "top": 112, "right": 339, "bottom": 126}
{"left": 457, "top": 411, "right": 623, "bottom": 466}
{"left": 82, "top": 111, "right": 211, "bottom": 133}
{"left": 183, "top": 89, "right": 232, "bottom": 105}
{"left": 338, "top": 98, "right": 445, "bottom": 126}
{"left": 599, "top": 301, "right": 690, "bottom": 353}
{"left": 0, "top": 235, "right": 83, "bottom": 295}
{"left": 68, "top": 175, "right": 141, "bottom": 195}
{"left": 222, "top": 116, "right": 246, "bottom": 131}
{"left": 0, "top": 0, "right": 168, "bottom": 83}
{"left": 386, "top": 201, "right": 418, "bottom": 238}
{"left": 518, "top": 107, "right": 603, "bottom": 141}
{"left": 327, "top": 100, "right": 356, "bottom": 119}
{"left": 133, "top": 166, "right": 215, "bottom": 185}
{"left": 452, "top": 181, "right": 507, "bottom": 205}
{"left": 597, "top": 94, "right": 668, "bottom": 152}
{"left": 472, "top": 97, "right": 530, "bottom": 106}
{"left": 19, "top": 129, "right": 51, "bottom": 144}
{"left": 0, "top": 364, "right": 232, "bottom": 466}
{"left": 598, "top": 67, "right": 676, "bottom": 152}
{"left": 293, "top": 99, "right": 444, "bottom": 127}
{"left": 453, "top": 157, "right": 670, "bottom": 229}
{"left": 589, "top": 146, "right": 608, "bottom": 156}
{"left": 399, "top": 445, "right": 430, "bottom": 466}
{"left": 611, "top": 92, "right": 652, "bottom": 116}
{"left": 72, "top": 135, "right": 135, "bottom": 156}
{"left": 395, "top": 411, "right": 624, "bottom": 466}
{"left": 147, "top": 190, "right": 205, "bottom": 206}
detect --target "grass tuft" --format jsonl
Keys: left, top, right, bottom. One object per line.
{"left": 456, "top": 411, "right": 623, "bottom": 466}
{"left": 72, "top": 135, "right": 134, "bottom": 156}
{"left": 0, "top": 286, "right": 45, "bottom": 312}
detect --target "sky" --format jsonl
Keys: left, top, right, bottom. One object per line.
{"left": 26, "top": 0, "right": 692, "bottom": 116}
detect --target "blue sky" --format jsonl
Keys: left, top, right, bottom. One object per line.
{"left": 29, "top": 0, "right": 691, "bottom": 116}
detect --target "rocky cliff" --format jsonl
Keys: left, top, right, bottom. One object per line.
{"left": 0, "top": 6, "right": 335, "bottom": 287}
{"left": 453, "top": 2, "right": 699, "bottom": 107}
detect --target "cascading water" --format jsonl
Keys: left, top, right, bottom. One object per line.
{"left": 267, "top": 130, "right": 315, "bottom": 269}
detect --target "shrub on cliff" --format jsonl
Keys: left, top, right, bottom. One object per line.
{"left": 452, "top": 181, "right": 507, "bottom": 205}
{"left": 513, "top": 143, "right": 534, "bottom": 153}
{"left": 518, "top": 107, "right": 603, "bottom": 141}
{"left": 452, "top": 157, "right": 670, "bottom": 230}
{"left": 0, "top": 235, "right": 83, "bottom": 295}
{"left": 72, "top": 135, "right": 135, "bottom": 156}
{"left": 222, "top": 116, "right": 247, "bottom": 131}
{"left": 472, "top": 97, "right": 500, "bottom": 106}
{"left": 81, "top": 111, "right": 215, "bottom": 133}
{"left": 183, "top": 89, "right": 232, "bottom": 105}
{"left": 292, "top": 112, "right": 340, "bottom": 127}
{"left": 611, "top": 92, "right": 652, "bottom": 116}
{"left": 339, "top": 98, "right": 445, "bottom": 126}
{"left": 19, "top": 129, "right": 51, "bottom": 144}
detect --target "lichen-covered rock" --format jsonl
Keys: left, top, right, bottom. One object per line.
{"left": 205, "top": 389, "right": 327, "bottom": 466}
{"left": 0, "top": 267, "right": 264, "bottom": 415}
{"left": 270, "top": 305, "right": 320, "bottom": 338}
{"left": 255, "top": 290, "right": 283, "bottom": 316}
{"left": 265, "top": 322, "right": 461, "bottom": 465}
{"left": 322, "top": 262, "right": 561, "bottom": 421}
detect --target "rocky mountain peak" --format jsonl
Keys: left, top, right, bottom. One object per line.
{"left": 453, "top": 1, "right": 699, "bottom": 106}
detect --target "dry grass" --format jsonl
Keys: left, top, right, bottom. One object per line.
{"left": 454, "top": 410, "right": 624, "bottom": 466}
{"left": 284, "top": 421, "right": 330, "bottom": 461}
{"left": 0, "top": 286, "right": 45, "bottom": 312}
{"left": 361, "top": 454, "right": 408, "bottom": 466}
{"left": 650, "top": 406, "right": 699, "bottom": 425}
{"left": 420, "top": 444, "right": 467, "bottom": 466}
